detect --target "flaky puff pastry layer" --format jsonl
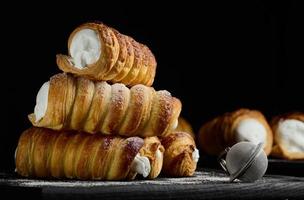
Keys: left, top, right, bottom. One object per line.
{"left": 161, "top": 132, "right": 197, "bottom": 177}
{"left": 271, "top": 112, "right": 304, "bottom": 160}
{"left": 29, "top": 73, "right": 181, "bottom": 137}
{"left": 175, "top": 117, "right": 195, "bottom": 138}
{"left": 57, "top": 22, "right": 156, "bottom": 87}
{"left": 15, "top": 127, "right": 144, "bottom": 180}
{"left": 139, "top": 137, "right": 164, "bottom": 179}
{"left": 198, "top": 109, "right": 273, "bottom": 156}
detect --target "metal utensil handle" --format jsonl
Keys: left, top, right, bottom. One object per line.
{"left": 218, "top": 147, "right": 230, "bottom": 173}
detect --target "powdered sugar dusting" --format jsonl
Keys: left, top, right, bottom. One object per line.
{"left": 110, "top": 83, "right": 130, "bottom": 110}
{"left": 157, "top": 90, "right": 171, "bottom": 96}
{"left": 131, "top": 85, "right": 147, "bottom": 106}
{"left": 2, "top": 169, "right": 230, "bottom": 188}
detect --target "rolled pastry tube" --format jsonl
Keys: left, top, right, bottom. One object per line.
{"left": 161, "top": 132, "right": 199, "bottom": 177}
{"left": 198, "top": 109, "right": 273, "bottom": 156}
{"left": 28, "top": 73, "right": 181, "bottom": 137}
{"left": 130, "top": 136, "right": 164, "bottom": 179}
{"left": 270, "top": 112, "right": 304, "bottom": 160}
{"left": 15, "top": 127, "right": 153, "bottom": 180}
{"left": 56, "top": 22, "right": 156, "bottom": 86}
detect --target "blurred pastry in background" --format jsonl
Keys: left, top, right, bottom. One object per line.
{"left": 270, "top": 112, "right": 304, "bottom": 160}
{"left": 175, "top": 117, "right": 195, "bottom": 138}
{"left": 198, "top": 108, "right": 273, "bottom": 156}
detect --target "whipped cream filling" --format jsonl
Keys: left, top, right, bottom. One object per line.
{"left": 173, "top": 119, "right": 178, "bottom": 130}
{"left": 34, "top": 81, "right": 50, "bottom": 122}
{"left": 131, "top": 154, "right": 151, "bottom": 178}
{"left": 155, "top": 148, "right": 163, "bottom": 161}
{"left": 277, "top": 119, "right": 304, "bottom": 153}
{"left": 70, "top": 29, "right": 101, "bottom": 69}
{"left": 235, "top": 118, "right": 267, "bottom": 147}
{"left": 192, "top": 148, "right": 200, "bottom": 163}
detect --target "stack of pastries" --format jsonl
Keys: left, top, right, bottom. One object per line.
{"left": 15, "top": 22, "right": 199, "bottom": 180}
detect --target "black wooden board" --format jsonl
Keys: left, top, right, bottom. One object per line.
{"left": 199, "top": 156, "right": 304, "bottom": 177}
{"left": 1, "top": 168, "right": 304, "bottom": 200}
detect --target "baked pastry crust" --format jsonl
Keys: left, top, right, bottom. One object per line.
{"left": 161, "top": 132, "right": 197, "bottom": 177}
{"left": 56, "top": 22, "right": 156, "bottom": 86}
{"left": 139, "top": 137, "right": 164, "bottom": 179}
{"left": 15, "top": 127, "right": 144, "bottom": 180}
{"left": 29, "top": 73, "right": 181, "bottom": 137}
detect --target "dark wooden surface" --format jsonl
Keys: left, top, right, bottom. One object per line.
{"left": 1, "top": 168, "right": 304, "bottom": 200}
{"left": 199, "top": 157, "right": 304, "bottom": 177}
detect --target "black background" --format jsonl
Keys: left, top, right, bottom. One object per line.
{"left": 1, "top": 1, "right": 303, "bottom": 171}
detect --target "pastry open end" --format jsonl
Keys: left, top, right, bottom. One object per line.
{"left": 161, "top": 132, "right": 199, "bottom": 177}
{"left": 198, "top": 108, "right": 273, "bottom": 156}
{"left": 139, "top": 137, "right": 164, "bottom": 179}
{"left": 56, "top": 22, "right": 156, "bottom": 86}
{"left": 15, "top": 127, "right": 156, "bottom": 180}
{"left": 28, "top": 73, "right": 181, "bottom": 137}
{"left": 270, "top": 112, "right": 304, "bottom": 160}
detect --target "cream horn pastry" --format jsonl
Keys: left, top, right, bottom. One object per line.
{"left": 175, "top": 117, "right": 195, "bottom": 138}
{"left": 56, "top": 22, "right": 156, "bottom": 86}
{"left": 128, "top": 137, "right": 164, "bottom": 179}
{"left": 270, "top": 112, "right": 304, "bottom": 160}
{"left": 28, "top": 73, "right": 181, "bottom": 137}
{"left": 161, "top": 132, "right": 199, "bottom": 177}
{"left": 15, "top": 127, "right": 153, "bottom": 180}
{"left": 198, "top": 108, "right": 273, "bottom": 156}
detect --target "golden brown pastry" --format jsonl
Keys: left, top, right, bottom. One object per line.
{"left": 56, "top": 22, "right": 156, "bottom": 86}
{"left": 138, "top": 137, "right": 164, "bottom": 179}
{"left": 28, "top": 73, "right": 181, "bottom": 137}
{"left": 270, "top": 112, "right": 304, "bottom": 160}
{"left": 161, "top": 132, "right": 199, "bottom": 177}
{"left": 175, "top": 117, "right": 195, "bottom": 138}
{"left": 198, "top": 108, "right": 273, "bottom": 156}
{"left": 15, "top": 127, "right": 155, "bottom": 180}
